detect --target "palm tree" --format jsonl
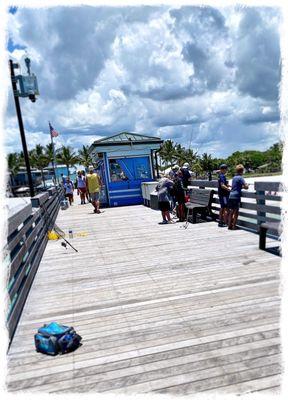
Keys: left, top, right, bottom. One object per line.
{"left": 7, "top": 152, "right": 23, "bottom": 190}
{"left": 183, "top": 148, "right": 198, "bottom": 167}
{"left": 45, "top": 143, "right": 54, "bottom": 164}
{"left": 30, "top": 144, "right": 49, "bottom": 187}
{"left": 78, "top": 145, "right": 92, "bottom": 169}
{"left": 159, "top": 140, "right": 176, "bottom": 168}
{"left": 200, "top": 153, "right": 214, "bottom": 180}
{"left": 174, "top": 144, "right": 186, "bottom": 165}
{"left": 56, "top": 146, "right": 79, "bottom": 176}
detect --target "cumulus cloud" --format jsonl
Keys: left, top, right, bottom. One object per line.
{"left": 5, "top": 5, "right": 282, "bottom": 157}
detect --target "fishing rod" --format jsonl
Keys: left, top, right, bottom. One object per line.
{"left": 40, "top": 200, "right": 78, "bottom": 253}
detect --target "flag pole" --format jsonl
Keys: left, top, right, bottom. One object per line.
{"left": 49, "top": 121, "right": 58, "bottom": 184}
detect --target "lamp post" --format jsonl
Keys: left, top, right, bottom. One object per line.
{"left": 9, "top": 58, "right": 39, "bottom": 197}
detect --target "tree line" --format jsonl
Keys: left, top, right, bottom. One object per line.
{"left": 159, "top": 140, "right": 283, "bottom": 177}
{"left": 7, "top": 144, "right": 93, "bottom": 185}
{"left": 7, "top": 140, "right": 283, "bottom": 186}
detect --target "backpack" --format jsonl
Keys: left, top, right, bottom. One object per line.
{"left": 34, "top": 322, "right": 82, "bottom": 356}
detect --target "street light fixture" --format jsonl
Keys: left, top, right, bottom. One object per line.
{"left": 9, "top": 57, "right": 39, "bottom": 197}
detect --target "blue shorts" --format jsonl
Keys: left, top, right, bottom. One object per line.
{"left": 227, "top": 198, "right": 240, "bottom": 210}
{"left": 90, "top": 192, "right": 100, "bottom": 202}
{"left": 219, "top": 195, "right": 229, "bottom": 208}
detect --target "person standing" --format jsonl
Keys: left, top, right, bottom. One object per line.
{"left": 155, "top": 176, "right": 174, "bottom": 224}
{"left": 81, "top": 170, "right": 90, "bottom": 202}
{"left": 218, "top": 164, "right": 230, "bottom": 227}
{"left": 180, "top": 163, "right": 191, "bottom": 189}
{"left": 227, "top": 164, "right": 249, "bottom": 230}
{"left": 86, "top": 166, "right": 102, "bottom": 214}
{"left": 64, "top": 176, "right": 74, "bottom": 206}
{"left": 76, "top": 171, "right": 87, "bottom": 204}
{"left": 173, "top": 170, "right": 186, "bottom": 222}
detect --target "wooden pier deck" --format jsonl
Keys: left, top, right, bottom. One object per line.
{"left": 7, "top": 202, "right": 281, "bottom": 394}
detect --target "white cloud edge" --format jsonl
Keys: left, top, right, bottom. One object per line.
{"left": 0, "top": 1, "right": 287, "bottom": 400}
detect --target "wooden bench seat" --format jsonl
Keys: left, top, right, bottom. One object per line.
{"left": 185, "top": 188, "right": 214, "bottom": 224}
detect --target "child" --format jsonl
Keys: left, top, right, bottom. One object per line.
{"left": 218, "top": 164, "right": 230, "bottom": 227}
{"left": 227, "top": 164, "right": 249, "bottom": 230}
{"left": 76, "top": 171, "right": 87, "bottom": 204}
{"left": 64, "top": 177, "right": 74, "bottom": 205}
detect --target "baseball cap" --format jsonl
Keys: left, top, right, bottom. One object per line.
{"left": 172, "top": 164, "right": 180, "bottom": 170}
{"left": 182, "top": 162, "right": 189, "bottom": 168}
{"left": 220, "top": 164, "right": 228, "bottom": 169}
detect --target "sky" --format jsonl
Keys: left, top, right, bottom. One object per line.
{"left": 5, "top": 5, "right": 282, "bottom": 157}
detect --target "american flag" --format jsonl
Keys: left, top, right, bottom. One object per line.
{"left": 49, "top": 122, "right": 59, "bottom": 138}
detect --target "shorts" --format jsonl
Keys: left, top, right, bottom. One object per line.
{"left": 219, "top": 195, "right": 229, "bottom": 208}
{"left": 78, "top": 187, "right": 87, "bottom": 194}
{"left": 158, "top": 201, "right": 170, "bottom": 212}
{"left": 65, "top": 193, "right": 73, "bottom": 200}
{"left": 227, "top": 198, "right": 240, "bottom": 210}
{"left": 90, "top": 191, "right": 100, "bottom": 202}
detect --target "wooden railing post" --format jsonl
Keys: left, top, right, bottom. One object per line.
{"left": 255, "top": 183, "right": 266, "bottom": 229}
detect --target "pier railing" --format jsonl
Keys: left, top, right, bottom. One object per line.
{"left": 4, "top": 187, "right": 63, "bottom": 342}
{"left": 188, "top": 180, "right": 282, "bottom": 236}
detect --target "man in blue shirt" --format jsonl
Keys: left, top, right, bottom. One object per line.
{"left": 218, "top": 164, "right": 230, "bottom": 227}
{"left": 227, "top": 164, "right": 249, "bottom": 230}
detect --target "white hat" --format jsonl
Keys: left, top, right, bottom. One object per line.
{"left": 172, "top": 164, "right": 180, "bottom": 170}
{"left": 182, "top": 162, "right": 189, "bottom": 168}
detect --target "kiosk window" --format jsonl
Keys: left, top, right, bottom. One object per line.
{"left": 135, "top": 164, "right": 150, "bottom": 179}
{"left": 109, "top": 160, "right": 128, "bottom": 182}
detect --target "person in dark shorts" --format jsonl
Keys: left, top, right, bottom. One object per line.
{"left": 173, "top": 170, "right": 186, "bottom": 222}
{"left": 227, "top": 164, "right": 249, "bottom": 230}
{"left": 64, "top": 176, "right": 74, "bottom": 205}
{"left": 218, "top": 164, "right": 230, "bottom": 227}
{"left": 155, "top": 176, "right": 174, "bottom": 224}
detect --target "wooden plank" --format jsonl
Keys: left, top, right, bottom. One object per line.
{"left": 7, "top": 202, "right": 281, "bottom": 394}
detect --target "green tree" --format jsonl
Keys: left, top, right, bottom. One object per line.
{"left": 30, "top": 144, "right": 49, "bottom": 187}
{"left": 159, "top": 140, "right": 176, "bottom": 167}
{"left": 7, "top": 152, "right": 23, "bottom": 190}
{"left": 174, "top": 143, "right": 186, "bottom": 165}
{"left": 45, "top": 143, "right": 55, "bottom": 164}
{"left": 200, "top": 153, "right": 214, "bottom": 176}
{"left": 184, "top": 148, "right": 199, "bottom": 167}
{"left": 56, "top": 146, "right": 79, "bottom": 176}
{"left": 78, "top": 145, "right": 93, "bottom": 168}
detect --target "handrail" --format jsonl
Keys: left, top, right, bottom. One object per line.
{"left": 187, "top": 180, "right": 282, "bottom": 236}
{"left": 4, "top": 186, "right": 63, "bottom": 343}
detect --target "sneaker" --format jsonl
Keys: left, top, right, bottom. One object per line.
{"left": 167, "top": 220, "right": 175, "bottom": 224}
{"left": 218, "top": 222, "right": 225, "bottom": 227}
{"left": 96, "top": 210, "right": 101, "bottom": 214}
{"left": 158, "top": 220, "right": 168, "bottom": 225}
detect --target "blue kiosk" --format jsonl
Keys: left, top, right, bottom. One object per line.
{"left": 89, "top": 132, "right": 163, "bottom": 207}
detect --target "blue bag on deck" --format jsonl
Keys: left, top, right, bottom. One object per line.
{"left": 34, "top": 322, "right": 82, "bottom": 355}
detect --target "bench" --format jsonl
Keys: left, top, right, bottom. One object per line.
{"left": 259, "top": 221, "right": 281, "bottom": 250}
{"left": 185, "top": 188, "right": 214, "bottom": 224}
